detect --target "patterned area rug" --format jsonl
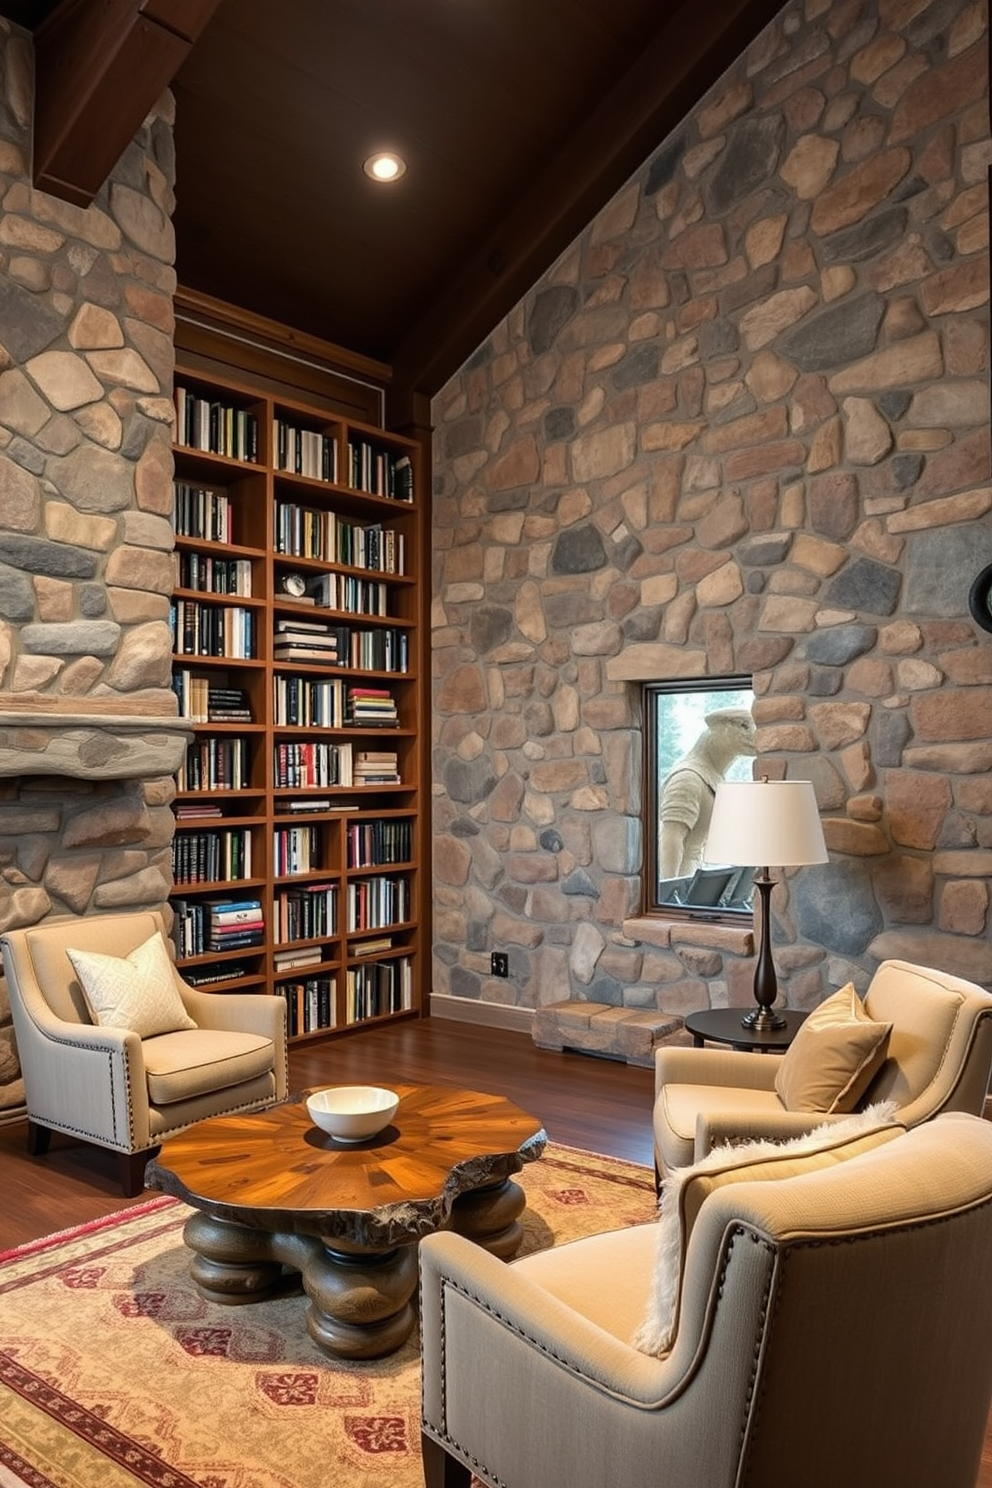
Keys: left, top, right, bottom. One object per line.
{"left": 0, "top": 1144, "right": 656, "bottom": 1488}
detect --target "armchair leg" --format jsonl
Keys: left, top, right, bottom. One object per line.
{"left": 119, "top": 1150, "right": 151, "bottom": 1198}
{"left": 421, "top": 1433, "right": 472, "bottom": 1488}
{"left": 26, "top": 1120, "right": 51, "bottom": 1156}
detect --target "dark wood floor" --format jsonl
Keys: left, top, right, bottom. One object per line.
{"left": 2, "top": 1014, "right": 991, "bottom": 1487}
{"left": 0, "top": 1017, "right": 655, "bottom": 1251}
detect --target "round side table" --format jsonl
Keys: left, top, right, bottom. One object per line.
{"left": 683, "top": 1007, "right": 808, "bottom": 1053}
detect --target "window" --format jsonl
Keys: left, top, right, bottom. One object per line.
{"left": 644, "top": 676, "right": 756, "bottom": 918}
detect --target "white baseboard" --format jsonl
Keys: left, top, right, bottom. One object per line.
{"left": 429, "top": 992, "right": 535, "bottom": 1034}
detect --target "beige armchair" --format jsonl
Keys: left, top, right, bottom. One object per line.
{"left": 1, "top": 910, "right": 288, "bottom": 1196}
{"left": 420, "top": 1112, "right": 992, "bottom": 1488}
{"left": 654, "top": 958, "right": 992, "bottom": 1179}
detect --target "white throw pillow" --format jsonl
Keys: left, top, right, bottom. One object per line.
{"left": 632, "top": 1101, "right": 900, "bottom": 1357}
{"left": 67, "top": 932, "right": 197, "bottom": 1038}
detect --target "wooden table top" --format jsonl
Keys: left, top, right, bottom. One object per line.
{"left": 146, "top": 1083, "right": 546, "bottom": 1246}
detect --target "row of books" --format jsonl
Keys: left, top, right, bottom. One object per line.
{"left": 172, "top": 676, "right": 253, "bottom": 724}
{"left": 274, "top": 419, "right": 338, "bottom": 483}
{"left": 172, "top": 828, "right": 253, "bottom": 885}
{"left": 273, "top": 824, "right": 321, "bottom": 876}
{"left": 346, "top": 955, "right": 413, "bottom": 1022}
{"left": 346, "top": 818, "right": 412, "bottom": 869}
{"left": 273, "top": 619, "right": 408, "bottom": 673}
{"left": 273, "top": 674, "right": 346, "bottom": 728}
{"left": 173, "top": 481, "right": 236, "bottom": 544}
{"left": 345, "top": 874, "right": 411, "bottom": 932}
{"left": 277, "top": 976, "right": 335, "bottom": 1037}
{"left": 274, "top": 504, "right": 405, "bottom": 573}
{"left": 174, "top": 551, "right": 253, "bottom": 598}
{"left": 303, "top": 572, "right": 388, "bottom": 616}
{"left": 275, "top": 740, "right": 354, "bottom": 788}
{"left": 172, "top": 896, "right": 264, "bottom": 957}
{"left": 175, "top": 387, "right": 259, "bottom": 462}
{"left": 171, "top": 600, "right": 256, "bottom": 660}
{"left": 274, "top": 883, "right": 338, "bottom": 943}
{"left": 177, "top": 737, "right": 252, "bottom": 792}
{"left": 347, "top": 439, "right": 414, "bottom": 502}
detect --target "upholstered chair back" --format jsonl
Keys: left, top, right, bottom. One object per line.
{"left": 862, "top": 958, "right": 992, "bottom": 1121}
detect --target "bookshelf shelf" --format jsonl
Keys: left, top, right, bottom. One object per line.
{"left": 170, "top": 330, "right": 425, "bottom": 1044}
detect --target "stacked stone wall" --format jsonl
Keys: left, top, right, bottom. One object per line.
{"left": 431, "top": 0, "right": 992, "bottom": 1020}
{"left": 0, "top": 21, "right": 178, "bottom": 1113}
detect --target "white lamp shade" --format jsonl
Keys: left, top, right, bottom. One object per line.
{"left": 704, "top": 779, "right": 828, "bottom": 869}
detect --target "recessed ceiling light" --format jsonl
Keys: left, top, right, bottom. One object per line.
{"left": 363, "top": 152, "right": 406, "bottom": 183}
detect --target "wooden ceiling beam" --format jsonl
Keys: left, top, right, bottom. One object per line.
{"left": 391, "top": 0, "right": 786, "bottom": 402}
{"left": 32, "top": 0, "right": 219, "bottom": 206}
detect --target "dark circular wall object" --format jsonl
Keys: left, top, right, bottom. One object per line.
{"left": 968, "top": 564, "right": 992, "bottom": 634}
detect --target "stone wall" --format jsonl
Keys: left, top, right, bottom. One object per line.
{"left": 431, "top": 0, "right": 992, "bottom": 1023}
{"left": 0, "top": 21, "right": 179, "bottom": 1114}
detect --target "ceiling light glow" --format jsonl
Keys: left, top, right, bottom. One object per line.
{"left": 364, "top": 152, "right": 406, "bottom": 183}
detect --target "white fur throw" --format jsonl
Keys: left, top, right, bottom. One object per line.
{"left": 632, "top": 1101, "right": 899, "bottom": 1356}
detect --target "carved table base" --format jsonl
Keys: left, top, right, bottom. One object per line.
{"left": 181, "top": 1176, "right": 526, "bottom": 1359}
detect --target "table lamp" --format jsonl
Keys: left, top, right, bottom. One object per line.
{"left": 704, "top": 778, "right": 827, "bottom": 1030}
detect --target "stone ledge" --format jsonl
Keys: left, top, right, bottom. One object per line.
{"left": 532, "top": 999, "right": 692, "bottom": 1067}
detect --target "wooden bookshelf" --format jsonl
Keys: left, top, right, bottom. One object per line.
{"left": 169, "top": 303, "right": 426, "bottom": 1043}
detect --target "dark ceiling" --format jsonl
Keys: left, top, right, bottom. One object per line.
{"left": 5, "top": 0, "right": 785, "bottom": 396}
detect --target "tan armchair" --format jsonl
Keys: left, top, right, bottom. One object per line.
{"left": 1, "top": 910, "right": 288, "bottom": 1196}
{"left": 654, "top": 958, "right": 992, "bottom": 1178}
{"left": 420, "top": 1112, "right": 992, "bottom": 1488}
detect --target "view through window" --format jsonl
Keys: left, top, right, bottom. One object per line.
{"left": 645, "top": 677, "right": 756, "bottom": 917}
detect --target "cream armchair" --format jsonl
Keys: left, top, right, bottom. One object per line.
{"left": 420, "top": 1112, "right": 992, "bottom": 1488}
{"left": 1, "top": 909, "right": 288, "bottom": 1196}
{"left": 654, "top": 958, "right": 992, "bottom": 1178}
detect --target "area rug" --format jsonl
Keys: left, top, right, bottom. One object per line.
{"left": 0, "top": 1144, "right": 655, "bottom": 1488}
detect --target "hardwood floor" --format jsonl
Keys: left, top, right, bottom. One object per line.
{"left": 0, "top": 1017, "right": 655, "bottom": 1251}
{"left": 2, "top": 1014, "right": 991, "bottom": 1487}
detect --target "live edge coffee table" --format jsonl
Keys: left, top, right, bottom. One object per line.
{"left": 146, "top": 1083, "right": 546, "bottom": 1360}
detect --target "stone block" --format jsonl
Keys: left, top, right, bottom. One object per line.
{"left": 531, "top": 998, "right": 686, "bottom": 1066}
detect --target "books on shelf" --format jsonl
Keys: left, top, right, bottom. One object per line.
{"left": 274, "top": 740, "right": 353, "bottom": 789}
{"left": 172, "top": 827, "right": 253, "bottom": 884}
{"left": 173, "top": 480, "right": 233, "bottom": 544}
{"left": 171, "top": 599, "right": 256, "bottom": 659}
{"left": 346, "top": 955, "right": 412, "bottom": 1023}
{"left": 175, "top": 386, "right": 258, "bottom": 461}
{"left": 346, "top": 818, "right": 412, "bottom": 868}
{"left": 346, "top": 686, "right": 398, "bottom": 727}
{"left": 347, "top": 438, "right": 414, "bottom": 501}
{"left": 274, "top": 946, "right": 324, "bottom": 971}
{"left": 277, "top": 976, "right": 335, "bottom": 1037}
{"left": 274, "top": 882, "right": 338, "bottom": 942}
{"left": 177, "top": 735, "right": 251, "bottom": 792}
{"left": 274, "top": 418, "right": 339, "bottom": 483}
{"left": 353, "top": 750, "right": 400, "bottom": 785}
{"left": 346, "top": 874, "right": 410, "bottom": 932}
{"left": 274, "top": 504, "right": 405, "bottom": 574}
{"left": 172, "top": 675, "right": 253, "bottom": 725}
{"left": 175, "top": 550, "right": 252, "bottom": 598}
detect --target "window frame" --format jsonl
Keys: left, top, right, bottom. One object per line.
{"left": 643, "top": 674, "right": 756, "bottom": 923}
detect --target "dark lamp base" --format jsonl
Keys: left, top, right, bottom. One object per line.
{"left": 741, "top": 1005, "right": 787, "bottom": 1032}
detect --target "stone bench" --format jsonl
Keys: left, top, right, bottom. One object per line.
{"left": 532, "top": 1000, "right": 692, "bottom": 1068}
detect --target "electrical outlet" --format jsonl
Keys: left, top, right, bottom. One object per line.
{"left": 491, "top": 951, "right": 509, "bottom": 978}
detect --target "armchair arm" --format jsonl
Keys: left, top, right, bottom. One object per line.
{"left": 420, "top": 1230, "right": 670, "bottom": 1414}
{"left": 655, "top": 1045, "right": 781, "bottom": 1098}
{"left": 179, "top": 987, "right": 288, "bottom": 1100}
{"left": 696, "top": 1106, "right": 847, "bottom": 1158}
{"left": 8, "top": 994, "right": 148, "bottom": 1150}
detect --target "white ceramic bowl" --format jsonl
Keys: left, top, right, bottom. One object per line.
{"left": 306, "top": 1085, "right": 399, "bottom": 1142}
